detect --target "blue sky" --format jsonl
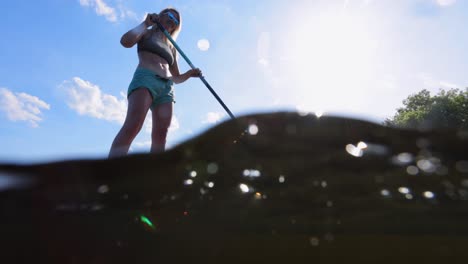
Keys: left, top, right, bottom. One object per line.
{"left": 0, "top": 0, "right": 466, "bottom": 163}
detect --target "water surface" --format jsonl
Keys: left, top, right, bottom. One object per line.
{"left": 1, "top": 112, "right": 467, "bottom": 263}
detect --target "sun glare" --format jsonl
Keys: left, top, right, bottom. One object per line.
{"left": 283, "top": 8, "right": 379, "bottom": 112}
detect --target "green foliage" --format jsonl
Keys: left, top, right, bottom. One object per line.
{"left": 386, "top": 88, "right": 468, "bottom": 130}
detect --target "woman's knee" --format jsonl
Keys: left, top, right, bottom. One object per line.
{"left": 122, "top": 121, "right": 144, "bottom": 139}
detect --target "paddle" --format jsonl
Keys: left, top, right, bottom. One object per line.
{"left": 152, "top": 17, "right": 236, "bottom": 120}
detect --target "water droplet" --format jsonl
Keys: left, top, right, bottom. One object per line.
{"left": 405, "top": 193, "right": 413, "bottom": 200}
{"left": 321, "top": 181, "right": 327, "bottom": 188}
{"left": 346, "top": 144, "right": 363, "bottom": 157}
{"left": 279, "top": 175, "right": 285, "bottom": 183}
{"left": 97, "top": 185, "right": 109, "bottom": 194}
{"left": 297, "top": 108, "right": 311, "bottom": 116}
{"left": 417, "top": 159, "right": 436, "bottom": 173}
{"left": 309, "top": 237, "right": 320, "bottom": 247}
{"left": 184, "top": 179, "right": 194, "bottom": 185}
{"left": 381, "top": 189, "right": 391, "bottom": 197}
{"left": 248, "top": 124, "right": 259, "bottom": 135}
{"left": 392, "top": 152, "right": 414, "bottom": 165}
{"left": 207, "top": 163, "right": 218, "bottom": 174}
{"left": 398, "top": 187, "right": 410, "bottom": 194}
{"left": 139, "top": 215, "right": 155, "bottom": 230}
{"left": 205, "top": 181, "right": 215, "bottom": 188}
{"left": 190, "top": 170, "right": 197, "bottom": 178}
{"left": 423, "top": 191, "right": 435, "bottom": 199}
{"left": 243, "top": 169, "right": 261, "bottom": 177}
{"left": 239, "top": 183, "right": 250, "bottom": 193}
{"left": 406, "top": 165, "right": 419, "bottom": 175}
{"left": 255, "top": 192, "right": 262, "bottom": 199}
{"left": 357, "top": 141, "right": 368, "bottom": 149}
{"left": 252, "top": 170, "right": 261, "bottom": 177}
{"left": 399, "top": 152, "right": 414, "bottom": 163}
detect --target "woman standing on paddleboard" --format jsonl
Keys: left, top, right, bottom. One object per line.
{"left": 109, "top": 7, "right": 202, "bottom": 158}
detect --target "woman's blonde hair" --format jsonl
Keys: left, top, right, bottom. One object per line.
{"left": 159, "top": 7, "right": 182, "bottom": 41}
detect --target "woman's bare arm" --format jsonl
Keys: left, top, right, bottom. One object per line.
{"left": 170, "top": 60, "right": 202, "bottom": 84}
{"left": 120, "top": 14, "right": 157, "bottom": 48}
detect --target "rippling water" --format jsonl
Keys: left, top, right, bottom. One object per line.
{"left": 1, "top": 112, "right": 467, "bottom": 263}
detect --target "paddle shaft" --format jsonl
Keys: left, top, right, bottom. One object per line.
{"left": 154, "top": 20, "right": 236, "bottom": 120}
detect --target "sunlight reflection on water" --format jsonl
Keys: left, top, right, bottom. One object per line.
{"left": 248, "top": 124, "right": 259, "bottom": 135}
{"left": 239, "top": 183, "right": 250, "bottom": 193}
{"left": 423, "top": 191, "right": 435, "bottom": 199}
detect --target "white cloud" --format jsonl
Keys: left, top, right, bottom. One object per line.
{"left": 79, "top": 0, "right": 118, "bottom": 22}
{"left": 418, "top": 73, "right": 460, "bottom": 90}
{"left": 118, "top": 4, "right": 138, "bottom": 21}
{"left": 62, "top": 77, "right": 181, "bottom": 135}
{"left": 439, "top": 81, "right": 460, "bottom": 89}
{"left": 0, "top": 87, "right": 50, "bottom": 128}
{"left": 61, "top": 77, "right": 127, "bottom": 124}
{"left": 79, "top": 0, "right": 91, "bottom": 6}
{"left": 0, "top": 88, "right": 50, "bottom": 127}
{"left": 435, "top": 0, "right": 457, "bottom": 7}
{"left": 203, "top": 112, "right": 224, "bottom": 124}
{"left": 133, "top": 141, "right": 151, "bottom": 148}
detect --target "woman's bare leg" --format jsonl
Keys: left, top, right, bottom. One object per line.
{"left": 151, "top": 102, "right": 173, "bottom": 153}
{"left": 109, "top": 88, "right": 153, "bottom": 158}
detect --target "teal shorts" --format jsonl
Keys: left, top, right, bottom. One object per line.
{"left": 127, "top": 67, "right": 175, "bottom": 108}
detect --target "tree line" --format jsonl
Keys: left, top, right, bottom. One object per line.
{"left": 385, "top": 88, "right": 467, "bottom": 130}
